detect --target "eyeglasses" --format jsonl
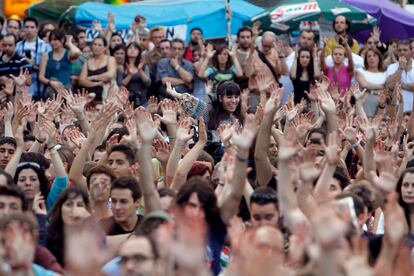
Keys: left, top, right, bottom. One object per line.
{"left": 120, "top": 254, "right": 154, "bottom": 264}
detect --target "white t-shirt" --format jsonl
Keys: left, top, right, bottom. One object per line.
{"left": 280, "top": 51, "right": 295, "bottom": 104}
{"left": 386, "top": 60, "right": 414, "bottom": 111}
{"left": 356, "top": 68, "right": 387, "bottom": 86}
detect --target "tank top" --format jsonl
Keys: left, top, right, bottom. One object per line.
{"left": 45, "top": 50, "right": 72, "bottom": 87}
{"left": 86, "top": 56, "right": 108, "bottom": 101}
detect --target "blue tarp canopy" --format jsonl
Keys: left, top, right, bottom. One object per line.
{"left": 74, "top": 0, "right": 263, "bottom": 40}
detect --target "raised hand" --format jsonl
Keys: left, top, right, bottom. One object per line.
{"left": 228, "top": 43, "right": 238, "bottom": 57}
{"left": 14, "top": 101, "right": 29, "bottom": 124}
{"left": 165, "top": 81, "right": 181, "bottom": 98}
{"left": 176, "top": 117, "right": 194, "bottom": 146}
{"left": 402, "top": 134, "right": 414, "bottom": 160}
{"left": 32, "top": 192, "right": 46, "bottom": 215}
{"left": 206, "top": 46, "right": 216, "bottom": 59}
{"left": 299, "top": 148, "right": 320, "bottom": 183}
{"left": 278, "top": 135, "right": 299, "bottom": 161}
{"left": 135, "top": 107, "right": 157, "bottom": 144}
{"left": 41, "top": 118, "right": 57, "bottom": 146}
{"left": 322, "top": 132, "right": 341, "bottom": 165}
{"left": 67, "top": 128, "right": 87, "bottom": 149}
{"left": 256, "top": 73, "right": 271, "bottom": 94}
{"left": 122, "top": 117, "right": 140, "bottom": 150}
{"left": 153, "top": 139, "right": 171, "bottom": 164}
{"left": 231, "top": 114, "right": 259, "bottom": 151}
{"left": 340, "top": 113, "right": 357, "bottom": 144}
{"left": 252, "top": 21, "right": 262, "bottom": 37}
{"left": 3, "top": 78, "right": 14, "bottom": 96}
{"left": 147, "top": 96, "right": 159, "bottom": 114}
{"left": 316, "top": 85, "right": 336, "bottom": 114}
{"left": 350, "top": 84, "right": 366, "bottom": 102}
{"left": 217, "top": 121, "right": 238, "bottom": 146}
{"left": 241, "top": 88, "right": 249, "bottom": 115}
{"left": 117, "top": 87, "right": 130, "bottom": 106}
{"left": 9, "top": 68, "right": 30, "bottom": 87}
{"left": 156, "top": 99, "right": 178, "bottom": 125}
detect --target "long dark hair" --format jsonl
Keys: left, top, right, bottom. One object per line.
{"left": 175, "top": 177, "right": 223, "bottom": 230}
{"left": 296, "top": 46, "right": 316, "bottom": 85}
{"left": 14, "top": 162, "right": 49, "bottom": 200}
{"left": 125, "top": 42, "right": 142, "bottom": 68}
{"left": 212, "top": 44, "right": 232, "bottom": 70}
{"left": 396, "top": 167, "right": 414, "bottom": 232}
{"left": 208, "top": 81, "right": 243, "bottom": 130}
{"left": 47, "top": 186, "right": 91, "bottom": 266}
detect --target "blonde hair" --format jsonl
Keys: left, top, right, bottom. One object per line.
{"left": 150, "top": 26, "right": 165, "bottom": 38}
{"left": 332, "top": 44, "right": 345, "bottom": 54}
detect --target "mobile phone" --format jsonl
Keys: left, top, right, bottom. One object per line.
{"left": 25, "top": 50, "right": 32, "bottom": 59}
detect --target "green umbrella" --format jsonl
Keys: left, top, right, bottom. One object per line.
{"left": 26, "top": 0, "right": 87, "bottom": 23}
{"left": 247, "top": 0, "right": 376, "bottom": 34}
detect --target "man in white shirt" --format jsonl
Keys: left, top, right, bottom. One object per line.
{"left": 386, "top": 40, "right": 414, "bottom": 111}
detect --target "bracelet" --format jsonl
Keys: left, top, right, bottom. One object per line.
{"left": 47, "top": 144, "right": 56, "bottom": 151}
{"left": 35, "top": 138, "right": 45, "bottom": 144}
{"left": 236, "top": 154, "right": 247, "bottom": 162}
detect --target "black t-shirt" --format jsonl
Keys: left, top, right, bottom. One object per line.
{"left": 99, "top": 214, "right": 143, "bottom": 236}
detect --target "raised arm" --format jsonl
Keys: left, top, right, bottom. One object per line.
{"left": 254, "top": 85, "right": 282, "bottom": 186}
{"left": 313, "top": 132, "right": 340, "bottom": 204}
{"left": 65, "top": 35, "right": 82, "bottom": 60}
{"left": 229, "top": 44, "right": 243, "bottom": 78}
{"left": 165, "top": 118, "right": 193, "bottom": 187}
{"left": 68, "top": 103, "right": 116, "bottom": 187}
{"left": 4, "top": 124, "right": 23, "bottom": 177}
{"left": 290, "top": 50, "right": 298, "bottom": 80}
{"left": 155, "top": 98, "right": 179, "bottom": 148}
{"left": 198, "top": 47, "right": 215, "bottom": 78}
{"left": 135, "top": 107, "right": 162, "bottom": 213}
{"left": 171, "top": 118, "right": 207, "bottom": 191}
{"left": 316, "top": 86, "right": 337, "bottom": 133}
{"left": 344, "top": 42, "right": 354, "bottom": 73}
{"left": 219, "top": 114, "right": 259, "bottom": 225}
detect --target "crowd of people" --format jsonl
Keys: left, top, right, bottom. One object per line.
{"left": 0, "top": 11, "right": 412, "bottom": 276}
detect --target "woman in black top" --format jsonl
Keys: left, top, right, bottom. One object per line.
{"left": 79, "top": 36, "right": 116, "bottom": 102}
{"left": 119, "top": 42, "right": 151, "bottom": 107}
{"left": 290, "top": 46, "right": 320, "bottom": 104}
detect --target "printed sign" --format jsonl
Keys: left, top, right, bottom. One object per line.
{"left": 270, "top": 2, "right": 320, "bottom": 24}
{"left": 85, "top": 24, "right": 188, "bottom": 43}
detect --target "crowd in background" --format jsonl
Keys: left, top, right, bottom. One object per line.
{"left": 0, "top": 11, "right": 412, "bottom": 276}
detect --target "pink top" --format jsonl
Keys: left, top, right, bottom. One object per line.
{"left": 325, "top": 66, "right": 353, "bottom": 96}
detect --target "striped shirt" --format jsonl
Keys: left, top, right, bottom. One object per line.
{"left": 16, "top": 37, "right": 51, "bottom": 98}
{"left": 0, "top": 52, "right": 31, "bottom": 77}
